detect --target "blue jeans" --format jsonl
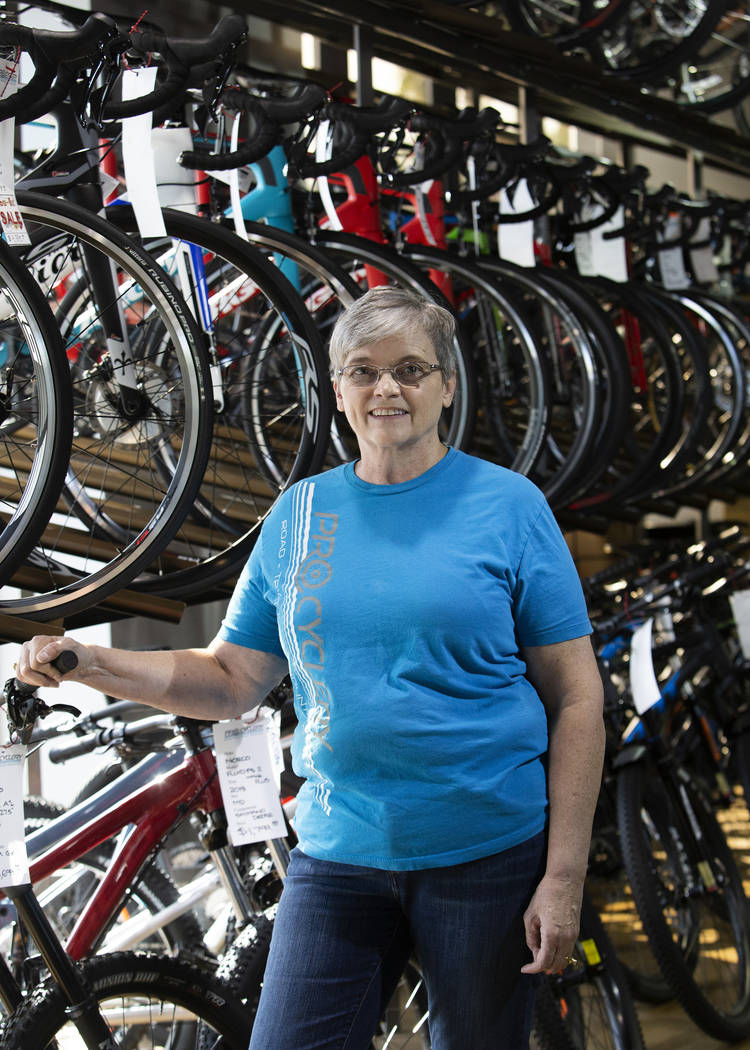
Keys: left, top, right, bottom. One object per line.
{"left": 248, "top": 830, "right": 546, "bottom": 1050}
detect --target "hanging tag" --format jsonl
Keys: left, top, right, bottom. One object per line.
{"left": 0, "top": 745, "right": 30, "bottom": 885}
{"left": 316, "top": 121, "right": 343, "bottom": 231}
{"left": 657, "top": 214, "right": 690, "bottom": 289}
{"left": 0, "top": 54, "right": 29, "bottom": 246}
{"left": 214, "top": 718, "right": 286, "bottom": 844}
{"left": 121, "top": 68, "right": 167, "bottom": 237}
{"left": 730, "top": 589, "right": 750, "bottom": 660}
{"left": 497, "top": 179, "right": 535, "bottom": 268}
{"left": 591, "top": 204, "right": 627, "bottom": 282}
{"left": 689, "top": 217, "right": 719, "bottom": 285}
{"left": 629, "top": 618, "right": 661, "bottom": 716}
{"left": 151, "top": 125, "right": 198, "bottom": 214}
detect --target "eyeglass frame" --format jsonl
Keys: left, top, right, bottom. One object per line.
{"left": 333, "top": 361, "right": 444, "bottom": 388}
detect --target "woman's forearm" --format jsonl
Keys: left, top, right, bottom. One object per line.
{"left": 17, "top": 634, "right": 288, "bottom": 721}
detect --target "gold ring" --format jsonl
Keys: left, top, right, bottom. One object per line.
{"left": 564, "top": 956, "right": 578, "bottom": 967}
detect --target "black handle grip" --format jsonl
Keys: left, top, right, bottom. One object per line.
{"left": 48, "top": 731, "right": 99, "bottom": 764}
{"left": 52, "top": 650, "right": 79, "bottom": 675}
{"left": 129, "top": 15, "right": 247, "bottom": 67}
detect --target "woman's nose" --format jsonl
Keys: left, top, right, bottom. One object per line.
{"left": 374, "top": 369, "right": 400, "bottom": 394}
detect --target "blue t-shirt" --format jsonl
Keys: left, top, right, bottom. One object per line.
{"left": 219, "top": 448, "right": 591, "bottom": 870}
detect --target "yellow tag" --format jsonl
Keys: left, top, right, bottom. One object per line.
{"left": 581, "top": 938, "right": 601, "bottom": 966}
{"left": 698, "top": 860, "right": 717, "bottom": 892}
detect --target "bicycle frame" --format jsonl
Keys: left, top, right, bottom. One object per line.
{"left": 12, "top": 727, "right": 277, "bottom": 962}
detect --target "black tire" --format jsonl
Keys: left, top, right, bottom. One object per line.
{"left": 314, "top": 231, "right": 479, "bottom": 456}
{"left": 617, "top": 759, "right": 750, "bottom": 1041}
{"left": 0, "top": 951, "right": 250, "bottom": 1050}
{"left": 0, "top": 238, "right": 73, "bottom": 587}
{"left": 5, "top": 190, "right": 214, "bottom": 620}
{"left": 105, "top": 205, "right": 334, "bottom": 601}
{"left": 500, "top": 0, "right": 631, "bottom": 46}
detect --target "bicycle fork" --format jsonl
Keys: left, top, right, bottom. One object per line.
{"left": 4, "top": 883, "right": 121, "bottom": 1049}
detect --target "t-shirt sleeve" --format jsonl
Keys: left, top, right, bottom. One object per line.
{"left": 218, "top": 539, "right": 286, "bottom": 658}
{"left": 512, "top": 496, "right": 592, "bottom": 647}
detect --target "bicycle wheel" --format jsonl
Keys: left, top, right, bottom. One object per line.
{"left": 0, "top": 951, "right": 249, "bottom": 1049}
{"left": 501, "top": 0, "right": 631, "bottom": 46}
{"left": 478, "top": 258, "right": 625, "bottom": 507}
{"left": 0, "top": 237, "right": 72, "bottom": 587}
{"left": 2, "top": 190, "right": 214, "bottom": 620}
{"left": 314, "top": 231, "right": 478, "bottom": 456}
{"left": 590, "top": 0, "right": 730, "bottom": 83}
{"left": 534, "top": 891, "right": 645, "bottom": 1050}
{"left": 617, "top": 758, "right": 750, "bottom": 1041}
{"left": 105, "top": 206, "right": 334, "bottom": 600}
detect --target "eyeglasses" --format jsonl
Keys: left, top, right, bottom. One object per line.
{"left": 334, "top": 361, "right": 443, "bottom": 388}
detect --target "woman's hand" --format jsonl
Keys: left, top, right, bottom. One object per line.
{"left": 16, "top": 635, "right": 87, "bottom": 689}
{"left": 520, "top": 871, "right": 583, "bottom": 974}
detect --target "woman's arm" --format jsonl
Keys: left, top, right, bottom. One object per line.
{"left": 16, "top": 634, "right": 289, "bottom": 721}
{"left": 519, "top": 634, "right": 605, "bottom": 974}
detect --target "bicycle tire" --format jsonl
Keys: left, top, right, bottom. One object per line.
{"left": 591, "top": 0, "right": 730, "bottom": 83}
{"left": 105, "top": 206, "right": 334, "bottom": 601}
{"left": 0, "top": 950, "right": 249, "bottom": 1049}
{"left": 617, "top": 758, "right": 750, "bottom": 1041}
{"left": 0, "top": 237, "right": 73, "bottom": 587}
{"left": 478, "top": 258, "right": 624, "bottom": 507}
{"left": 401, "top": 243, "right": 553, "bottom": 477}
{"left": 501, "top": 0, "right": 631, "bottom": 46}
{"left": 313, "top": 231, "right": 479, "bottom": 456}
{"left": 2, "top": 190, "right": 214, "bottom": 620}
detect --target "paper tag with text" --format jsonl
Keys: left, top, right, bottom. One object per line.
{"left": 689, "top": 217, "right": 719, "bottom": 285}
{"left": 121, "top": 67, "right": 167, "bottom": 238}
{"left": 0, "top": 54, "right": 29, "bottom": 246}
{"left": 730, "top": 589, "right": 750, "bottom": 660}
{"left": 497, "top": 179, "right": 535, "bottom": 268}
{"left": 0, "top": 746, "right": 30, "bottom": 885}
{"left": 629, "top": 618, "right": 661, "bottom": 716}
{"left": 214, "top": 718, "right": 286, "bottom": 844}
{"left": 657, "top": 214, "right": 690, "bottom": 289}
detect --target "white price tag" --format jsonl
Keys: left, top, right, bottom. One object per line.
{"left": 730, "top": 589, "right": 750, "bottom": 660}
{"left": 689, "top": 217, "right": 719, "bottom": 285}
{"left": 574, "top": 202, "right": 627, "bottom": 282}
{"left": 121, "top": 68, "right": 167, "bottom": 238}
{"left": 0, "top": 54, "right": 29, "bottom": 246}
{"left": 497, "top": 179, "right": 535, "bottom": 268}
{"left": 0, "top": 745, "right": 30, "bottom": 886}
{"left": 629, "top": 618, "right": 662, "bottom": 716}
{"left": 151, "top": 125, "right": 198, "bottom": 213}
{"left": 657, "top": 214, "right": 690, "bottom": 289}
{"left": 214, "top": 717, "right": 286, "bottom": 845}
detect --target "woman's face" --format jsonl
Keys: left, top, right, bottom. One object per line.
{"left": 332, "top": 331, "right": 456, "bottom": 462}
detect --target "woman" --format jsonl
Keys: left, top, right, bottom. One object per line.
{"left": 18, "top": 285, "right": 605, "bottom": 1050}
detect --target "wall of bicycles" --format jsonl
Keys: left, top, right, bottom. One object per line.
{"left": 1, "top": 4, "right": 750, "bottom": 1050}
{"left": 0, "top": 0, "right": 747, "bottom": 638}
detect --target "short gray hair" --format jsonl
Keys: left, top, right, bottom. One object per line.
{"left": 329, "top": 286, "right": 457, "bottom": 376}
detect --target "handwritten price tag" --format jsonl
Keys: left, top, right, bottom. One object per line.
{"left": 214, "top": 716, "right": 286, "bottom": 845}
{"left": 0, "top": 55, "right": 29, "bottom": 247}
{"left": 0, "top": 746, "right": 29, "bottom": 885}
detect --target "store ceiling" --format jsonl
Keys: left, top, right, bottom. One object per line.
{"left": 224, "top": 0, "right": 750, "bottom": 176}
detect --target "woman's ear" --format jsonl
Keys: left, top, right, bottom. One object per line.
{"left": 333, "top": 378, "right": 345, "bottom": 412}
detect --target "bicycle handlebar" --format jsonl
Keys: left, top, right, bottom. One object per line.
{"left": 130, "top": 14, "right": 247, "bottom": 69}
{"left": 0, "top": 13, "right": 117, "bottom": 122}
{"left": 47, "top": 713, "right": 176, "bottom": 763}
